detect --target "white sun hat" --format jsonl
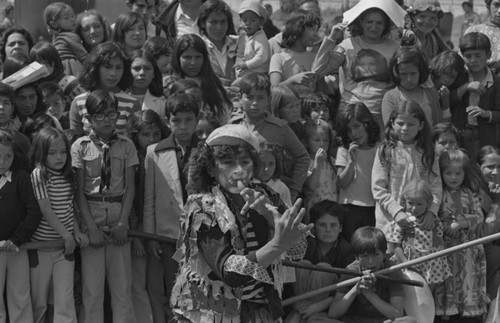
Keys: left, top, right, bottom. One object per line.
{"left": 343, "top": 0, "right": 407, "bottom": 28}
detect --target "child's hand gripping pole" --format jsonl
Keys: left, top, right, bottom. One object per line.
{"left": 281, "top": 260, "right": 424, "bottom": 288}
{"left": 283, "top": 230, "right": 500, "bottom": 306}
{"left": 0, "top": 240, "right": 19, "bottom": 252}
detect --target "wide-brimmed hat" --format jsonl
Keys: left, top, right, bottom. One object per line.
{"left": 407, "top": 0, "right": 444, "bottom": 18}
{"left": 206, "top": 124, "right": 260, "bottom": 152}
{"left": 343, "top": 0, "right": 407, "bottom": 28}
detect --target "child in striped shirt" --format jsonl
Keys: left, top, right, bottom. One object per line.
{"left": 29, "top": 127, "right": 83, "bottom": 323}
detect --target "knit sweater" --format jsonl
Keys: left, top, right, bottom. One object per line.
{"left": 372, "top": 142, "right": 442, "bottom": 234}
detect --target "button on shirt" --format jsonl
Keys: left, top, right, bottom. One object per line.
{"left": 175, "top": 5, "right": 198, "bottom": 37}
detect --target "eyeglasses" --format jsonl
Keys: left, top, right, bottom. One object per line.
{"left": 91, "top": 112, "right": 119, "bottom": 121}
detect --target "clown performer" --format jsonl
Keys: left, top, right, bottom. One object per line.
{"left": 170, "top": 124, "right": 313, "bottom": 322}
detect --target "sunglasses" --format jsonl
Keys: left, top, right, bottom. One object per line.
{"left": 91, "top": 111, "right": 119, "bottom": 121}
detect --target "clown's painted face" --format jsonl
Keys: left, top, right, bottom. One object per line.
{"left": 212, "top": 148, "right": 254, "bottom": 194}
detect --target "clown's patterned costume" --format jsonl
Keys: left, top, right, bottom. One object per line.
{"left": 170, "top": 183, "right": 308, "bottom": 322}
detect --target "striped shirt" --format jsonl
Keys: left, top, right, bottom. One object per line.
{"left": 241, "top": 221, "right": 266, "bottom": 301}
{"left": 30, "top": 167, "right": 74, "bottom": 241}
{"left": 69, "top": 91, "right": 140, "bottom": 135}
{"left": 57, "top": 74, "right": 85, "bottom": 105}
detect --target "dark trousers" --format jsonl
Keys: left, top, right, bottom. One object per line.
{"left": 147, "top": 241, "right": 178, "bottom": 323}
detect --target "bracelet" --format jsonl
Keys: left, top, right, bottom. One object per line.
{"left": 489, "top": 111, "right": 493, "bottom": 123}
{"left": 442, "top": 108, "right": 451, "bottom": 119}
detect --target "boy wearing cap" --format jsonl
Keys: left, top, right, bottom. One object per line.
{"left": 143, "top": 92, "right": 199, "bottom": 321}
{"left": 170, "top": 123, "right": 313, "bottom": 322}
{"left": 234, "top": 0, "right": 271, "bottom": 77}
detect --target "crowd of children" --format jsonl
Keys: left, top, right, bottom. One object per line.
{"left": 3, "top": 0, "right": 500, "bottom": 322}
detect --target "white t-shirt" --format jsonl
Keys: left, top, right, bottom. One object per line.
{"left": 338, "top": 37, "right": 398, "bottom": 115}
{"left": 335, "top": 144, "right": 378, "bottom": 207}
{"left": 269, "top": 49, "right": 316, "bottom": 97}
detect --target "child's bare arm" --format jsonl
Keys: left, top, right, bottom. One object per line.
{"left": 37, "top": 198, "right": 76, "bottom": 255}
{"left": 73, "top": 215, "right": 88, "bottom": 248}
{"left": 337, "top": 143, "right": 358, "bottom": 188}
{"left": 328, "top": 287, "right": 358, "bottom": 318}
{"left": 391, "top": 242, "right": 407, "bottom": 263}
{"left": 306, "top": 148, "right": 327, "bottom": 189}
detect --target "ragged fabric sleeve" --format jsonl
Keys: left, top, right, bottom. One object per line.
{"left": 284, "top": 223, "right": 309, "bottom": 260}
{"left": 196, "top": 219, "right": 273, "bottom": 287}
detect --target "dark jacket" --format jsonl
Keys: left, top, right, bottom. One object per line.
{"left": 156, "top": 0, "right": 179, "bottom": 44}
{"left": 0, "top": 169, "right": 42, "bottom": 246}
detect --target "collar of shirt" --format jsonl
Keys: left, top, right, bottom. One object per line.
{"left": 204, "top": 36, "right": 231, "bottom": 70}
{"left": 468, "top": 67, "right": 494, "bottom": 89}
{"left": 0, "top": 170, "right": 12, "bottom": 190}
{"left": 154, "top": 133, "right": 199, "bottom": 153}
{"left": 204, "top": 36, "right": 231, "bottom": 55}
{"left": 175, "top": 5, "right": 198, "bottom": 36}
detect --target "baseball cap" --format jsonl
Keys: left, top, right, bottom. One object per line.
{"left": 239, "top": 0, "right": 267, "bottom": 18}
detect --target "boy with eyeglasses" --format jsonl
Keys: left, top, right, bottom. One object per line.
{"left": 71, "top": 89, "right": 138, "bottom": 323}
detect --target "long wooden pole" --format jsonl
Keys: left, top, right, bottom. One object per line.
{"left": 11, "top": 230, "right": 175, "bottom": 251}
{"left": 283, "top": 231, "right": 500, "bottom": 306}
{"left": 20, "top": 239, "right": 64, "bottom": 250}
{"left": 128, "top": 230, "right": 176, "bottom": 244}
{"left": 282, "top": 260, "right": 423, "bottom": 287}
{"left": 17, "top": 230, "right": 500, "bottom": 306}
